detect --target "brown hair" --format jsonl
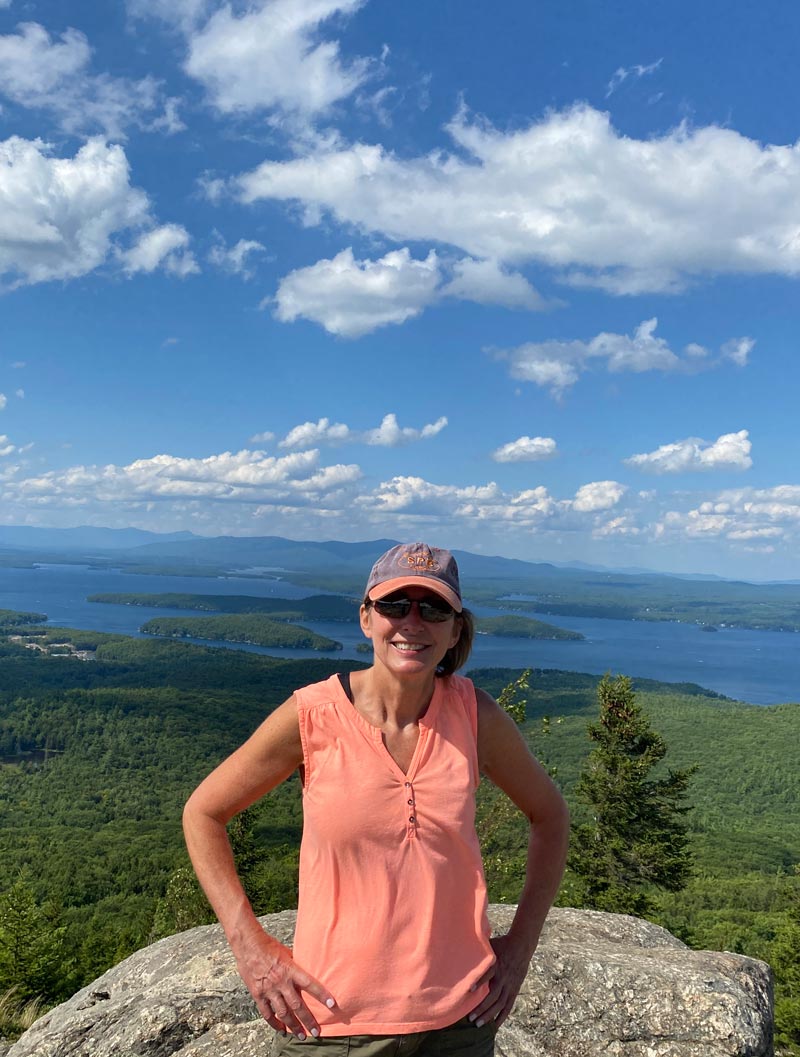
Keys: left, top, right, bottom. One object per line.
{"left": 437, "top": 607, "right": 475, "bottom": 677}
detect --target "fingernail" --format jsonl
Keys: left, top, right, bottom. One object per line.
{"left": 311, "top": 1029, "right": 320, "bottom": 1038}
{"left": 468, "top": 1014, "right": 476, "bottom": 1023}
{"left": 469, "top": 984, "right": 476, "bottom": 992}
{"left": 296, "top": 1033, "right": 306, "bottom": 1041}
{"left": 475, "top": 1019, "right": 484, "bottom": 1028}
{"left": 325, "top": 998, "right": 335, "bottom": 1009}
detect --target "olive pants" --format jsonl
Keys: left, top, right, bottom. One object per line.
{"left": 272, "top": 1016, "right": 496, "bottom": 1057}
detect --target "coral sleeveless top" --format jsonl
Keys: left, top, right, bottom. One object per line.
{"left": 291, "top": 673, "right": 494, "bottom": 1035}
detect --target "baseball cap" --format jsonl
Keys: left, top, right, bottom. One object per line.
{"left": 365, "top": 542, "right": 462, "bottom": 612}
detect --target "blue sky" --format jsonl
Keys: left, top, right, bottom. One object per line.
{"left": 1, "top": 0, "right": 799, "bottom": 580}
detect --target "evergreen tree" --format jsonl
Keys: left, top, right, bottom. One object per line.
{"left": 569, "top": 674, "right": 694, "bottom": 916}
{"left": 0, "top": 873, "right": 66, "bottom": 1003}
{"left": 771, "top": 866, "right": 800, "bottom": 1054}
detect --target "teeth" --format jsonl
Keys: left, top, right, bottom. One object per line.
{"left": 393, "top": 643, "right": 425, "bottom": 651}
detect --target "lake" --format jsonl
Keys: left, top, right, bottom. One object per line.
{"left": 1, "top": 563, "right": 798, "bottom": 706}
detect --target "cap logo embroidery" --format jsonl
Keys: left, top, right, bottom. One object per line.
{"left": 399, "top": 551, "right": 440, "bottom": 572}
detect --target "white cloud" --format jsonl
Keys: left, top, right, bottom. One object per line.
{"left": 625, "top": 430, "right": 753, "bottom": 474}
{"left": 209, "top": 237, "right": 266, "bottom": 279}
{"left": 14, "top": 389, "right": 23, "bottom": 399}
{"left": 492, "top": 319, "right": 753, "bottom": 397}
{"left": 605, "top": 58, "right": 662, "bottom": 99}
{"left": 273, "top": 247, "right": 440, "bottom": 337}
{"left": 363, "top": 413, "right": 448, "bottom": 446}
{"left": 593, "top": 515, "right": 641, "bottom": 538}
{"left": 0, "top": 435, "right": 14, "bottom": 456}
{"left": 492, "top": 436, "right": 557, "bottom": 463}
{"left": 273, "top": 247, "right": 557, "bottom": 337}
{"left": 0, "top": 22, "right": 180, "bottom": 137}
{"left": 278, "top": 412, "right": 447, "bottom": 449}
{"left": 572, "top": 481, "right": 627, "bottom": 513}
{"left": 280, "top": 418, "right": 352, "bottom": 449}
{"left": 0, "top": 137, "right": 153, "bottom": 286}
{"left": 721, "top": 337, "right": 754, "bottom": 367}
{"left": 235, "top": 104, "right": 800, "bottom": 292}
{"left": 654, "top": 485, "right": 800, "bottom": 548}
{"left": 121, "top": 224, "right": 199, "bottom": 277}
{"left": 185, "top": 0, "right": 371, "bottom": 120}
{"left": 249, "top": 431, "right": 275, "bottom": 444}
{"left": 441, "top": 258, "right": 550, "bottom": 310}
{"left": 8, "top": 447, "right": 362, "bottom": 505}
{"left": 0, "top": 393, "right": 6, "bottom": 409}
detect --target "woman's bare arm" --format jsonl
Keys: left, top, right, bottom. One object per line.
{"left": 182, "top": 696, "right": 336, "bottom": 1039}
{"left": 469, "top": 688, "right": 570, "bottom": 1028}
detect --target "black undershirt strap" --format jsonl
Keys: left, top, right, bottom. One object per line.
{"left": 338, "top": 671, "right": 353, "bottom": 703}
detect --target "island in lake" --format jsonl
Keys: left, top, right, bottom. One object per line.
{"left": 475, "top": 615, "right": 583, "bottom": 640}
{"left": 90, "top": 592, "right": 358, "bottom": 622}
{"left": 140, "top": 614, "right": 342, "bottom": 651}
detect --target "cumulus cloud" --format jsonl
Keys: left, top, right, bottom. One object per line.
{"left": 235, "top": 103, "right": 800, "bottom": 292}
{"left": 492, "top": 436, "right": 557, "bottom": 463}
{"left": 273, "top": 247, "right": 440, "bottom": 337}
{"left": 492, "top": 319, "right": 753, "bottom": 397}
{"left": 441, "top": 258, "right": 551, "bottom": 310}
{"left": 572, "top": 481, "right": 627, "bottom": 513}
{"left": 272, "top": 247, "right": 557, "bottom": 337}
{"left": 185, "top": 0, "right": 371, "bottom": 121}
{"left": 0, "top": 435, "right": 14, "bottom": 456}
{"left": 654, "top": 485, "right": 800, "bottom": 549}
{"left": 625, "top": 430, "right": 753, "bottom": 474}
{"left": 209, "top": 237, "right": 266, "bottom": 279}
{"left": 278, "top": 413, "right": 447, "bottom": 449}
{"left": 363, "top": 413, "right": 447, "bottom": 446}
{"left": 0, "top": 22, "right": 181, "bottom": 137}
{"left": 6, "top": 447, "right": 362, "bottom": 506}
{"left": 0, "top": 137, "right": 153, "bottom": 286}
{"left": 121, "top": 224, "right": 199, "bottom": 277}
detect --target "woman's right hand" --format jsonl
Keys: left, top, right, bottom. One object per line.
{"left": 234, "top": 928, "right": 336, "bottom": 1040}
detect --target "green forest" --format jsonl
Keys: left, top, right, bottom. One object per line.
{"left": 0, "top": 624, "right": 798, "bottom": 1048}
{"left": 89, "top": 592, "right": 359, "bottom": 621}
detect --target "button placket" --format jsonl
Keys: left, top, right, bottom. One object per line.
{"left": 405, "top": 779, "right": 418, "bottom": 837}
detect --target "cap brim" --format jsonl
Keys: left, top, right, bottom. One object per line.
{"left": 367, "top": 576, "right": 462, "bottom": 612}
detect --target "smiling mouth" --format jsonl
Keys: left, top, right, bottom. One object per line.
{"left": 391, "top": 642, "right": 428, "bottom": 652}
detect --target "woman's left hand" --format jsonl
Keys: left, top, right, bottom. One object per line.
{"left": 467, "top": 934, "right": 533, "bottom": 1030}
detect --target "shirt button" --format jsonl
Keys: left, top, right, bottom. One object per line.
{"left": 409, "top": 816, "right": 416, "bottom": 823}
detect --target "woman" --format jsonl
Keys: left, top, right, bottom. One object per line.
{"left": 183, "top": 542, "right": 569, "bottom": 1054}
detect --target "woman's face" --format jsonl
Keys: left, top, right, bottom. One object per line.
{"left": 360, "top": 585, "right": 462, "bottom": 677}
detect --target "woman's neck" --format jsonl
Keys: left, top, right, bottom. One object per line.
{"left": 351, "top": 666, "right": 437, "bottom": 727}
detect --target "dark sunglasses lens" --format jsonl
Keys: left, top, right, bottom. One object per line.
{"left": 374, "top": 597, "right": 453, "bottom": 622}
{"left": 374, "top": 599, "right": 411, "bottom": 618}
{"left": 418, "top": 600, "right": 453, "bottom": 622}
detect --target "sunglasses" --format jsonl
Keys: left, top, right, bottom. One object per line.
{"left": 372, "top": 595, "right": 455, "bottom": 623}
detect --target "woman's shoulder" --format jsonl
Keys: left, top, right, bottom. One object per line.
{"left": 293, "top": 673, "right": 346, "bottom": 713}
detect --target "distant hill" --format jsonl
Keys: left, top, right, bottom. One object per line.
{"left": 0, "top": 525, "right": 197, "bottom": 551}
{"left": 4, "top": 527, "right": 800, "bottom": 630}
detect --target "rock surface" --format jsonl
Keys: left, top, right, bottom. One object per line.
{"left": 9, "top": 906, "right": 773, "bottom": 1057}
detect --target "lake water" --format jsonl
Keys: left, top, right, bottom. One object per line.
{"left": 1, "top": 563, "right": 798, "bottom": 706}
